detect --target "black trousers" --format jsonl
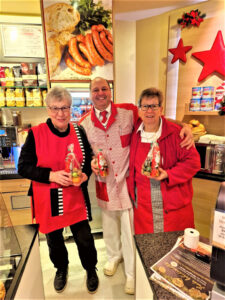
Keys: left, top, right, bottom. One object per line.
{"left": 45, "top": 220, "right": 97, "bottom": 271}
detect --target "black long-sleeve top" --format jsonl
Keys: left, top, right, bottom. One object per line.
{"left": 18, "top": 118, "right": 93, "bottom": 220}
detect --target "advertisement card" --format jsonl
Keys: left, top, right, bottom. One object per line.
{"left": 151, "top": 241, "right": 214, "bottom": 300}
{"left": 41, "top": 0, "right": 113, "bottom": 81}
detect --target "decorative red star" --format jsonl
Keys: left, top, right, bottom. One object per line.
{"left": 169, "top": 38, "right": 192, "bottom": 64}
{"left": 192, "top": 30, "right": 225, "bottom": 82}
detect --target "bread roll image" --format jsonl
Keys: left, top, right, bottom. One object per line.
{"left": 189, "top": 119, "right": 200, "bottom": 126}
{"left": 46, "top": 37, "right": 64, "bottom": 74}
{"left": 44, "top": 3, "right": 80, "bottom": 33}
{"left": 57, "top": 31, "right": 74, "bottom": 46}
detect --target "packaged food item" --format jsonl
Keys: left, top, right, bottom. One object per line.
{"left": 97, "top": 148, "right": 108, "bottom": 177}
{"left": 190, "top": 98, "right": 201, "bottom": 111}
{"left": 37, "top": 62, "right": 47, "bottom": 87}
{"left": 12, "top": 110, "right": 22, "bottom": 126}
{"left": 202, "top": 86, "right": 214, "bottom": 99}
{"left": 15, "top": 88, "right": 25, "bottom": 107}
{"left": 0, "top": 67, "right": 6, "bottom": 86}
{"left": 25, "top": 88, "right": 33, "bottom": 106}
{"left": 65, "top": 143, "right": 82, "bottom": 184}
{"left": 4, "top": 67, "right": 14, "bottom": 87}
{"left": 21, "top": 63, "right": 38, "bottom": 87}
{"left": 200, "top": 98, "right": 214, "bottom": 111}
{"left": 142, "top": 143, "right": 160, "bottom": 177}
{"left": 42, "top": 89, "right": 47, "bottom": 106}
{"left": 0, "top": 88, "right": 5, "bottom": 106}
{"left": 192, "top": 87, "right": 202, "bottom": 99}
{"left": 13, "top": 65, "right": 23, "bottom": 87}
{"left": 214, "top": 82, "right": 225, "bottom": 110}
{"left": 6, "top": 88, "right": 15, "bottom": 106}
{"left": 32, "top": 88, "right": 42, "bottom": 106}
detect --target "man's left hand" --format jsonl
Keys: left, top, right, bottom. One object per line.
{"left": 180, "top": 124, "right": 194, "bottom": 149}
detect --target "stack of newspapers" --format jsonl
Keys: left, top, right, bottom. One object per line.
{"left": 150, "top": 237, "right": 214, "bottom": 300}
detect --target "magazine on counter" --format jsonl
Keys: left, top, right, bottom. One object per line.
{"left": 150, "top": 237, "right": 214, "bottom": 300}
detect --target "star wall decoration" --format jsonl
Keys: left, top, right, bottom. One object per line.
{"left": 192, "top": 30, "right": 225, "bottom": 82}
{"left": 169, "top": 38, "right": 192, "bottom": 64}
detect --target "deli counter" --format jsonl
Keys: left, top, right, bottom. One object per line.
{"left": 0, "top": 194, "right": 44, "bottom": 299}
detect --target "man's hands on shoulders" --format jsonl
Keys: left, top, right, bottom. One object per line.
{"left": 167, "top": 118, "right": 194, "bottom": 150}
{"left": 180, "top": 123, "right": 194, "bottom": 149}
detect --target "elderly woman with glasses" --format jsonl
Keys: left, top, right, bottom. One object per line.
{"left": 18, "top": 86, "right": 99, "bottom": 294}
{"left": 128, "top": 87, "right": 201, "bottom": 235}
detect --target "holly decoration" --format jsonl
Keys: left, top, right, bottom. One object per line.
{"left": 177, "top": 9, "right": 206, "bottom": 28}
{"left": 219, "top": 95, "right": 225, "bottom": 116}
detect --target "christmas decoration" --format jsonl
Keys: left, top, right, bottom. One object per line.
{"left": 192, "top": 30, "right": 225, "bottom": 82}
{"left": 177, "top": 9, "right": 206, "bottom": 28}
{"left": 219, "top": 95, "right": 225, "bottom": 116}
{"left": 169, "top": 38, "right": 192, "bottom": 64}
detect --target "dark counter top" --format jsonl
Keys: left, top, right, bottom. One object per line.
{"left": 5, "top": 224, "right": 39, "bottom": 300}
{"left": 195, "top": 171, "right": 225, "bottom": 182}
{"left": 135, "top": 231, "right": 183, "bottom": 300}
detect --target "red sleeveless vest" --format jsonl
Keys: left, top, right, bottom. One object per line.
{"left": 32, "top": 123, "right": 87, "bottom": 234}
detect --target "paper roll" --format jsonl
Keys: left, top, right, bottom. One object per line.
{"left": 184, "top": 228, "right": 200, "bottom": 249}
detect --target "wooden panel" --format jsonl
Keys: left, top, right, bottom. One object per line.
{"left": 192, "top": 178, "right": 221, "bottom": 239}
{"left": 0, "top": 179, "right": 30, "bottom": 193}
{"left": 1, "top": 192, "right": 33, "bottom": 226}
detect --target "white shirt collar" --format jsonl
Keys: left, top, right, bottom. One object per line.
{"left": 94, "top": 104, "right": 111, "bottom": 120}
{"left": 137, "top": 118, "right": 163, "bottom": 143}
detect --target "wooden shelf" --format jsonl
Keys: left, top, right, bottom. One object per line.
{"left": 184, "top": 103, "right": 220, "bottom": 116}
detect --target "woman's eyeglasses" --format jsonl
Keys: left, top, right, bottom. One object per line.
{"left": 48, "top": 106, "right": 71, "bottom": 113}
{"left": 139, "top": 104, "right": 160, "bottom": 111}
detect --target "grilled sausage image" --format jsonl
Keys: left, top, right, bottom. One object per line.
{"left": 85, "top": 33, "right": 105, "bottom": 66}
{"left": 92, "top": 30, "right": 113, "bottom": 62}
{"left": 68, "top": 37, "right": 91, "bottom": 68}
{"left": 100, "top": 31, "right": 113, "bottom": 54}
{"left": 65, "top": 53, "right": 91, "bottom": 76}
{"left": 104, "top": 29, "right": 113, "bottom": 44}
{"left": 78, "top": 42, "right": 95, "bottom": 66}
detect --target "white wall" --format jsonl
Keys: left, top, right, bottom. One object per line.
{"left": 114, "top": 20, "right": 136, "bottom": 104}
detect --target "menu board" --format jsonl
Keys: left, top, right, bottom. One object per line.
{"left": 41, "top": 0, "right": 113, "bottom": 81}
{"left": 1, "top": 24, "right": 45, "bottom": 58}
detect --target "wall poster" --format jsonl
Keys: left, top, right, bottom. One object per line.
{"left": 41, "top": 0, "right": 113, "bottom": 82}
{"left": 1, "top": 24, "right": 45, "bottom": 58}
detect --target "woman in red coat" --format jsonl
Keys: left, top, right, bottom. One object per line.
{"left": 128, "top": 88, "right": 201, "bottom": 234}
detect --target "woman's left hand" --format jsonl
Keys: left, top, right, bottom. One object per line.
{"left": 72, "top": 172, "right": 88, "bottom": 186}
{"left": 180, "top": 124, "right": 194, "bottom": 149}
{"left": 147, "top": 168, "right": 168, "bottom": 181}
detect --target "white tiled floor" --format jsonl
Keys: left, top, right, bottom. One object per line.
{"left": 39, "top": 235, "right": 135, "bottom": 300}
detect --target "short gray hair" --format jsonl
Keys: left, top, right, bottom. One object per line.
{"left": 45, "top": 86, "right": 72, "bottom": 106}
{"left": 138, "top": 88, "right": 163, "bottom": 107}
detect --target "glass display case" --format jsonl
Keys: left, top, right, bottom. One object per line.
{"left": 0, "top": 194, "right": 22, "bottom": 297}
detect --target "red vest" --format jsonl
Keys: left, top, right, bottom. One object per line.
{"left": 32, "top": 123, "right": 87, "bottom": 234}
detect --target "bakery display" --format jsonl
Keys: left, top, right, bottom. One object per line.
{"left": 189, "top": 119, "right": 206, "bottom": 141}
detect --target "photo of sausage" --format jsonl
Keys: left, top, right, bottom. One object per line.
{"left": 65, "top": 53, "right": 92, "bottom": 76}
{"left": 78, "top": 42, "right": 95, "bottom": 66}
{"left": 100, "top": 31, "right": 113, "bottom": 54}
{"left": 104, "top": 29, "right": 113, "bottom": 44}
{"left": 68, "top": 37, "right": 91, "bottom": 69}
{"left": 43, "top": 0, "right": 113, "bottom": 79}
{"left": 92, "top": 30, "right": 113, "bottom": 62}
{"left": 85, "top": 33, "right": 105, "bottom": 66}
